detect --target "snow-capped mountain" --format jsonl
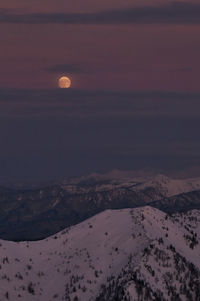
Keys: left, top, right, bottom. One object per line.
{"left": 0, "top": 206, "right": 200, "bottom": 301}
{"left": 136, "top": 174, "right": 200, "bottom": 197}
{"left": 1, "top": 172, "right": 200, "bottom": 241}
{"left": 63, "top": 172, "right": 200, "bottom": 197}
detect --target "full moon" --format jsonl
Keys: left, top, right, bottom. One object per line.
{"left": 58, "top": 76, "right": 71, "bottom": 88}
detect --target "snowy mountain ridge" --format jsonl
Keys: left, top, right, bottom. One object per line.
{"left": 137, "top": 174, "right": 200, "bottom": 197}
{"left": 0, "top": 206, "right": 200, "bottom": 300}
{"left": 1, "top": 172, "right": 200, "bottom": 241}
{"left": 63, "top": 172, "right": 200, "bottom": 197}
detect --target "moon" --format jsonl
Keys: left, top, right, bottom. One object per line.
{"left": 58, "top": 76, "right": 71, "bottom": 88}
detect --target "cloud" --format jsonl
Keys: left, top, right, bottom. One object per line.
{"left": 0, "top": 87, "right": 200, "bottom": 181}
{"left": 1, "top": 2, "right": 200, "bottom": 25}
{"left": 0, "top": 88, "right": 200, "bottom": 120}
{"left": 46, "top": 63, "right": 88, "bottom": 74}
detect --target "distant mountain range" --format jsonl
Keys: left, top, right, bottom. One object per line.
{"left": 1, "top": 172, "right": 200, "bottom": 240}
{"left": 0, "top": 206, "right": 200, "bottom": 301}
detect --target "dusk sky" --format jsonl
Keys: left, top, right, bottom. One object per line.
{"left": 1, "top": 1, "right": 200, "bottom": 183}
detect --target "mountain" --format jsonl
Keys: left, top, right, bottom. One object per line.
{"left": 0, "top": 206, "right": 200, "bottom": 300}
{"left": 1, "top": 173, "right": 200, "bottom": 241}
{"left": 149, "top": 189, "right": 200, "bottom": 213}
{"left": 64, "top": 172, "right": 200, "bottom": 197}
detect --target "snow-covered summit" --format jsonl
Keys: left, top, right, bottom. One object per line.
{"left": 136, "top": 174, "right": 200, "bottom": 197}
{"left": 63, "top": 171, "right": 200, "bottom": 200}
{"left": 2, "top": 171, "right": 200, "bottom": 242}
{"left": 0, "top": 206, "right": 200, "bottom": 300}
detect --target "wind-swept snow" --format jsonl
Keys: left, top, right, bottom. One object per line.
{"left": 0, "top": 206, "right": 200, "bottom": 300}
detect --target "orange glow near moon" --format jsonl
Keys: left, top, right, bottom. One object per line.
{"left": 58, "top": 76, "right": 71, "bottom": 88}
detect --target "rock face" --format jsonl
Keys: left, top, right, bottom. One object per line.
{"left": 0, "top": 206, "right": 200, "bottom": 301}
{"left": 1, "top": 174, "right": 200, "bottom": 240}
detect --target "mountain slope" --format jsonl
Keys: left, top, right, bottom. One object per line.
{"left": 1, "top": 173, "right": 200, "bottom": 241}
{"left": 0, "top": 206, "right": 200, "bottom": 300}
{"left": 149, "top": 189, "right": 200, "bottom": 213}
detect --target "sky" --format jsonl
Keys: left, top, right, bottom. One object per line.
{"left": 0, "top": 1, "right": 200, "bottom": 183}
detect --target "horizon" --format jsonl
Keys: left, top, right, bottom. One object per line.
{"left": 2, "top": 168, "right": 200, "bottom": 188}
{"left": 1, "top": 1, "right": 200, "bottom": 182}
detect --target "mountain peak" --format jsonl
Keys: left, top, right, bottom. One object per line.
{"left": 0, "top": 206, "right": 200, "bottom": 300}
